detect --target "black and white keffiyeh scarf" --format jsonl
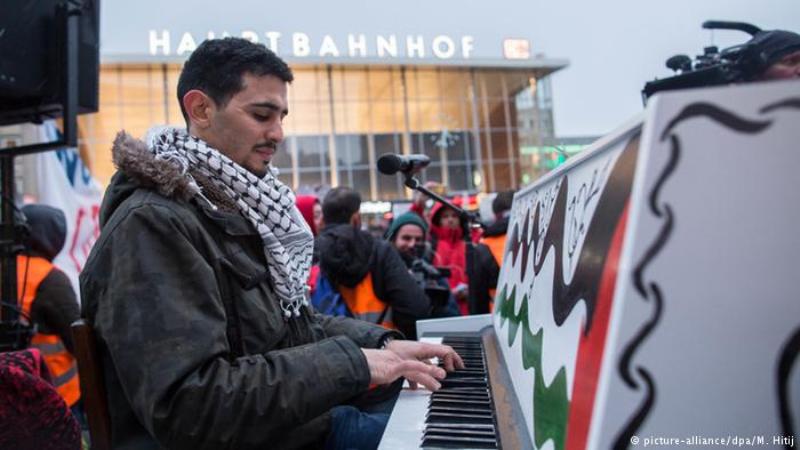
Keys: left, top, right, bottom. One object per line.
{"left": 146, "top": 126, "right": 313, "bottom": 319}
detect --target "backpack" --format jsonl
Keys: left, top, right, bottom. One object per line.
{"left": 310, "top": 271, "right": 352, "bottom": 318}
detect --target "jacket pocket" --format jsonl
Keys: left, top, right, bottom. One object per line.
{"left": 219, "top": 251, "right": 272, "bottom": 291}
{"left": 217, "top": 248, "right": 285, "bottom": 354}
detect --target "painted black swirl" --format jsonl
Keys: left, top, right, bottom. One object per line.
{"left": 760, "top": 97, "right": 800, "bottom": 114}
{"left": 660, "top": 102, "right": 772, "bottom": 141}
{"left": 777, "top": 326, "right": 800, "bottom": 450}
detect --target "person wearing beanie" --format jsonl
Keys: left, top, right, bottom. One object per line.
{"left": 386, "top": 212, "right": 460, "bottom": 318}
{"left": 384, "top": 212, "right": 428, "bottom": 260}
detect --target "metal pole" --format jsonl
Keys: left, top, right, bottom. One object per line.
{"left": 0, "top": 156, "right": 17, "bottom": 322}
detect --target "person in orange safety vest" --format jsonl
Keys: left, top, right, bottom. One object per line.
{"left": 474, "top": 190, "right": 515, "bottom": 314}
{"left": 17, "top": 204, "right": 81, "bottom": 409}
{"left": 316, "top": 187, "right": 432, "bottom": 340}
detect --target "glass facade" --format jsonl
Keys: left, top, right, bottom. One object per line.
{"left": 77, "top": 64, "right": 557, "bottom": 199}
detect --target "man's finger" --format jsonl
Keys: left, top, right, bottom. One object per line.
{"left": 438, "top": 345, "right": 465, "bottom": 370}
{"left": 442, "top": 353, "right": 455, "bottom": 372}
{"left": 398, "top": 359, "right": 443, "bottom": 391}
{"left": 452, "top": 351, "right": 465, "bottom": 370}
{"left": 400, "top": 359, "right": 446, "bottom": 380}
{"left": 404, "top": 370, "right": 441, "bottom": 392}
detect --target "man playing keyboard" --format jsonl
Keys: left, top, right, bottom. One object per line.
{"left": 80, "top": 37, "right": 463, "bottom": 450}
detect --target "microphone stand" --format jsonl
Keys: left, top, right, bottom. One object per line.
{"left": 403, "top": 173, "right": 484, "bottom": 315}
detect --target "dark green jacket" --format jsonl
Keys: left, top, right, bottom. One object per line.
{"left": 80, "top": 132, "right": 399, "bottom": 449}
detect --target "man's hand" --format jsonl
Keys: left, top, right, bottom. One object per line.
{"left": 385, "top": 340, "right": 465, "bottom": 373}
{"left": 362, "top": 348, "right": 446, "bottom": 391}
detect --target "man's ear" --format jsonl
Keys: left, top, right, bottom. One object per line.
{"left": 182, "top": 90, "right": 214, "bottom": 130}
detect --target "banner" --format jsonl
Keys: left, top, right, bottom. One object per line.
{"left": 34, "top": 123, "right": 103, "bottom": 303}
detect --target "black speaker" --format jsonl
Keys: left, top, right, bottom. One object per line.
{"left": 0, "top": 0, "right": 100, "bottom": 126}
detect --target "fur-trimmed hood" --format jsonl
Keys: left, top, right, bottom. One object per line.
{"left": 102, "top": 131, "right": 236, "bottom": 226}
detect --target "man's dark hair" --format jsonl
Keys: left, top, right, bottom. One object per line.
{"left": 492, "top": 190, "right": 515, "bottom": 215}
{"left": 177, "top": 37, "right": 294, "bottom": 125}
{"left": 322, "top": 187, "right": 361, "bottom": 225}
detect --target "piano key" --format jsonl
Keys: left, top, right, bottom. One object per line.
{"left": 423, "top": 427, "right": 497, "bottom": 438}
{"left": 424, "top": 423, "right": 496, "bottom": 432}
{"left": 379, "top": 333, "right": 506, "bottom": 450}
{"left": 421, "top": 435, "right": 498, "bottom": 449}
{"left": 423, "top": 430, "right": 498, "bottom": 441}
{"left": 429, "top": 398, "right": 492, "bottom": 408}
{"left": 440, "top": 378, "right": 487, "bottom": 388}
{"left": 431, "top": 394, "right": 490, "bottom": 402}
{"left": 426, "top": 412, "right": 495, "bottom": 424}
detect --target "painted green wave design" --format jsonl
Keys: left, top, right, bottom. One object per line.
{"left": 497, "top": 284, "right": 570, "bottom": 450}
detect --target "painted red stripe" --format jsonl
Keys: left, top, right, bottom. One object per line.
{"left": 564, "top": 202, "right": 630, "bottom": 450}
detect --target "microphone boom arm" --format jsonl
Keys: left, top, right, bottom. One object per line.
{"left": 403, "top": 174, "right": 479, "bottom": 225}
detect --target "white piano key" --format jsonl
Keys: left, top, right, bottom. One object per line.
{"left": 379, "top": 337, "right": 442, "bottom": 450}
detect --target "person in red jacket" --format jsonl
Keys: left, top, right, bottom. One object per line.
{"left": 428, "top": 200, "right": 480, "bottom": 315}
{"left": 295, "top": 194, "right": 323, "bottom": 237}
{"left": 296, "top": 195, "right": 323, "bottom": 294}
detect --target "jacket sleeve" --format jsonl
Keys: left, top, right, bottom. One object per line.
{"left": 374, "top": 242, "right": 431, "bottom": 340}
{"left": 86, "top": 203, "right": 371, "bottom": 449}
{"left": 312, "top": 313, "right": 404, "bottom": 347}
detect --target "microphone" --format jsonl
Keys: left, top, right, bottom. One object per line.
{"left": 377, "top": 154, "right": 431, "bottom": 175}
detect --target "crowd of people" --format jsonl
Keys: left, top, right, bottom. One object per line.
{"left": 300, "top": 185, "right": 514, "bottom": 340}
{"left": 0, "top": 24, "right": 798, "bottom": 449}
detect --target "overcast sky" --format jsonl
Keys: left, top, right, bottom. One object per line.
{"left": 102, "top": 0, "right": 800, "bottom": 137}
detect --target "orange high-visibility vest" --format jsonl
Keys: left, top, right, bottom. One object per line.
{"left": 18, "top": 255, "right": 81, "bottom": 407}
{"left": 338, "top": 272, "right": 395, "bottom": 330}
{"left": 481, "top": 234, "right": 506, "bottom": 267}
{"left": 480, "top": 234, "right": 507, "bottom": 312}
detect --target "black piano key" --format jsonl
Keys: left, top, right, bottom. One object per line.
{"left": 445, "top": 369, "right": 486, "bottom": 379}
{"left": 432, "top": 395, "right": 490, "bottom": 403}
{"left": 446, "top": 361, "right": 484, "bottom": 368}
{"left": 426, "top": 412, "right": 494, "bottom": 424}
{"left": 418, "top": 334, "right": 501, "bottom": 449}
{"left": 440, "top": 378, "right": 487, "bottom": 389}
{"left": 437, "top": 388, "right": 490, "bottom": 397}
{"left": 436, "top": 385, "right": 488, "bottom": 391}
{"left": 444, "top": 366, "right": 485, "bottom": 372}
{"left": 423, "top": 431, "right": 498, "bottom": 443}
{"left": 422, "top": 435, "right": 498, "bottom": 449}
{"left": 432, "top": 395, "right": 491, "bottom": 403}
{"left": 430, "top": 398, "right": 492, "bottom": 406}
{"left": 428, "top": 407, "right": 493, "bottom": 417}
{"left": 428, "top": 403, "right": 493, "bottom": 413}
{"left": 423, "top": 427, "right": 495, "bottom": 438}
{"left": 430, "top": 398, "right": 492, "bottom": 408}
{"left": 424, "top": 423, "right": 496, "bottom": 431}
